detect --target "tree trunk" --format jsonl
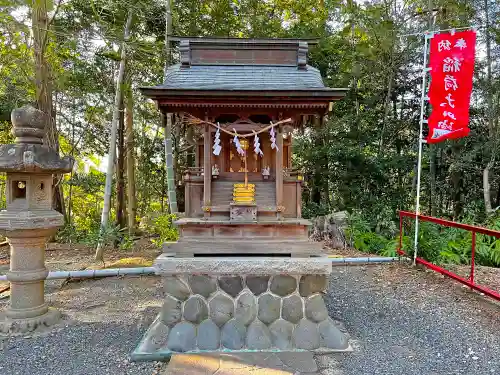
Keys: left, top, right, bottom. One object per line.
{"left": 95, "top": 12, "right": 133, "bottom": 261}
{"left": 67, "top": 98, "right": 76, "bottom": 227}
{"left": 31, "top": 0, "right": 65, "bottom": 216}
{"left": 378, "top": 34, "right": 396, "bottom": 155}
{"left": 116, "top": 97, "right": 125, "bottom": 230}
{"left": 163, "top": 0, "right": 178, "bottom": 214}
{"left": 484, "top": 160, "right": 494, "bottom": 213}
{"left": 32, "top": 0, "right": 53, "bottom": 145}
{"left": 125, "top": 88, "right": 137, "bottom": 235}
{"left": 495, "top": 177, "right": 500, "bottom": 208}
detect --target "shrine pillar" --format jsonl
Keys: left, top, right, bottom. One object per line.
{"left": 275, "top": 126, "right": 284, "bottom": 218}
{"left": 203, "top": 123, "right": 211, "bottom": 217}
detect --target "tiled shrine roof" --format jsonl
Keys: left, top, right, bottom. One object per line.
{"left": 140, "top": 37, "right": 347, "bottom": 110}
{"left": 155, "top": 64, "right": 332, "bottom": 91}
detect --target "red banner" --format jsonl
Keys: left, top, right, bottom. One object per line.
{"left": 427, "top": 30, "right": 476, "bottom": 143}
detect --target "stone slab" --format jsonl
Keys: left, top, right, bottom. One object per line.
{"left": 162, "top": 354, "right": 221, "bottom": 375}
{"left": 164, "top": 239, "right": 324, "bottom": 256}
{"left": 161, "top": 352, "right": 318, "bottom": 374}
{"left": 154, "top": 255, "right": 332, "bottom": 275}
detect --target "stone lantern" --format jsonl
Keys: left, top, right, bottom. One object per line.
{"left": 0, "top": 106, "right": 73, "bottom": 333}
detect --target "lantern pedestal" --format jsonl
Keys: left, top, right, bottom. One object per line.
{"left": 0, "top": 227, "right": 61, "bottom": 334}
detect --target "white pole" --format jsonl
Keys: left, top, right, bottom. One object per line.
{"left": 413, "top": 32, "right": 432, "bottom": 265}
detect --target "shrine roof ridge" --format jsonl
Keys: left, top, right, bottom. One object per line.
{"left": 169, "top": 36, "right": 320, "bottom": 46}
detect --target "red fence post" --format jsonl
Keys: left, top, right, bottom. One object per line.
{"left": 470, "top": 231, "right": 476, "bottom": 285}
{"left": 398, "top": 212, "right": 403, "bottom": 255}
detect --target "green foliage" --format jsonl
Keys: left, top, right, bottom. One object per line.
{"left": 302, "top": 201, "right": 330, "bottom": 220}
{"left": 346, "top": 211, "right": 394, "bottom": 254}
{"left": 474, "top": 215, "right": 500, "bottom": 267}
{"left": 57, "top": 222, "right": 135, "bottom": 250}
{"left": 83, "top": 223, "right": 127, "bottom": 248}
{"left": 150, "top": 214, "right": 179, "bottom": 246}
{"left": 348, "top": 210, "right": 500, "bottom": 267}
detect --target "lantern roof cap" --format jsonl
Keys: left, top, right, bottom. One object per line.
{"left": 0, "top": 106, "right": 74, "bottom": 173}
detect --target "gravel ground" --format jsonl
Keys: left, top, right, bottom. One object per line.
{"left": 0, "top": 275, "right": 166, "bottom": 375}
{"left": 0, "top": 259, "right": 499, "bottom": 375}
{"left": 326, "top": 263, "right": 500, "bottom": 375}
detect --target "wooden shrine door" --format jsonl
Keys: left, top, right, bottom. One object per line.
{"left": 227, "top": 138, "right": 260, "bottom": 173}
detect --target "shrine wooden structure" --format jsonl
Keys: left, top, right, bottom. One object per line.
{"left": 141, "top": 37, "right": 347, "bottom": 256}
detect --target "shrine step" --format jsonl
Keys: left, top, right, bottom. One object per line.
{"left": 210, "top": 205, "right": 278, "bottom": 213}
{"left": 163, "top": 239, "right": 324, "bottom": 257}
{"left": 212, "top": 181, "right": 276, "bottom": 207}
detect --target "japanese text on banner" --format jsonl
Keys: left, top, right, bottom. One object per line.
{"left": 427, "top": 30, "right": 476, "bottom": 143}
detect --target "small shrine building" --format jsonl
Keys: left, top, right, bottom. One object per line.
{"left": 141, "top": 37, "right": 346, "bottom": 256}
{"left": 134, "top": 38, "right": 351, "bottom": 358}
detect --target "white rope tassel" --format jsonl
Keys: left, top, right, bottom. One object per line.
{"left": 213, "top": 122, "right": 222, "bottom": 156}
{"left": 253, "top": 132, "right": 263, "bottom": 156}
{"left": 233, "top": 129, "right": 245, "bottom": 156}
{"left": 270, "top": 126, "right": 279, "bottom": 151}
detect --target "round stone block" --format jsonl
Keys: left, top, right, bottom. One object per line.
{"left": 282, "top": 295, "right": 303, "bottom": 323}
{"left": 319, "top": 320, "right": 349, "bottom": 350}
{"left": 246, "top": 320, "right": 272, "bottom": 349}
{"left": 11, "top": 106, "right": 46, "bottom": 143}
{"left": 160, "top": 295, "right": 182, "bottom": 326}
{"left": 221, "top": 319, "right": 246, "bottom": 349}
{"left": 183, "top": 296, "right": 208, "bottom": 324}
{"left": 246, "top": 276, "right": 269, "bottom": 296}
{"left": 197, "top": 319, "right": 221, "bottom": 350}
{"left": 293, "top": 319, "right": 320, "bottom": 350}
{"left": 209, "top": 293, "right": 234, "bottom": 327}
{"left": 299, "top": 275, "right": 327, "bottom": 297}
{"left": 270, "top": 275, "right": 297, "bottom": 296}
{"left": 142, "top": 320, "right": 169, "bottom": 352}
{"left": 257, "top": 293, "right": 280, "bottom": 325}
{"left": 164, "top": 276, "right": 191, "bottom": 301}
{"left": 235, "top": 292, "right": 257, "bottom": 326}
{"left": 166, "top": 322, "right": 196, "bottom": 352}
{"left": 305, "top": 295, "right": 328, "bottom": 322}
{"left": 218, "top": 276, "right": 244, "bottom": 297}
{"left": 269, "top": 319, "right": 294, "bottom": 350}
{"left": 188, "top": 275, "right": 217, "bottom": 298}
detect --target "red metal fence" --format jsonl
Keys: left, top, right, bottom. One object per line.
{"left": 398, "top": 211, "right": 500, "bottom": 301}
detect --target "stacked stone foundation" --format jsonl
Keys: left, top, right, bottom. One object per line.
{"left": 133, "top": 257, "right": 350, "bottom": 360}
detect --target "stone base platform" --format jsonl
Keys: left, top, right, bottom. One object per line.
{"left": 132, "top": 256, "right": 350, "bottom": 361}
{"left": 0, "top": 307, "right": 60, "bottom": 335}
